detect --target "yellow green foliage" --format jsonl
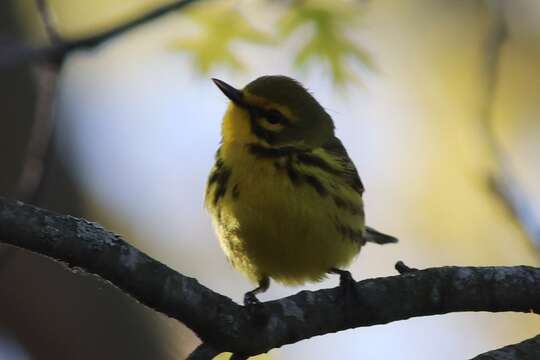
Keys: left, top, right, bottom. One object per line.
{"left": 173, "top": 2, "right": 272, "bottom": 72}
{"left": 173, "top": 0, "right": 371, "bottom": 83}
{"left": 279, "top": 0, "right": 373, "bottom": 84}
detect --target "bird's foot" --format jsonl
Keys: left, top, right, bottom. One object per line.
{"left": 243, "top": 278, "right": 270, "bottom": 325}
{"left": 243, "top": 277, "right": 269, "bottom": 307}
{"left": 243, "top": 291, "right": 262, "bottom": 307}
{"left": 329, "top": 268, "right": 357, "bottom": 298}
{"left": 243, "top": 292, "right": 269, "bottom": 326}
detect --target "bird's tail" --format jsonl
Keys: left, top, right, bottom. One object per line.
{"left": 364, "top": 226, "right": 398, "bottom": 245}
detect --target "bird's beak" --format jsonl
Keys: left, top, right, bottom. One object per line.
{"left": 212, "top": 78, "right": 244, "bottom": 105}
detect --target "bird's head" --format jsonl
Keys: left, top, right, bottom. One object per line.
{"left": 213, "top": 75, "right": 335, "bottom": 148}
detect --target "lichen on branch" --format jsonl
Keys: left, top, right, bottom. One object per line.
{"left": 0, "top": 197, "right": 538, "bottom": 358}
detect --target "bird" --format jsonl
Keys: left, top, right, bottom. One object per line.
{"left": 205, "top": 75, "right": 397, "bottom": 305}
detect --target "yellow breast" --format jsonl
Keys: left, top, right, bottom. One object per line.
{"left": 205, "top": 139, "right": 365, "bottom": 285}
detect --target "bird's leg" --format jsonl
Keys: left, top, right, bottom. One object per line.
{"left": 243, "top": 277, "right": 270, "bottom": 306}
{"left": 329, "top": 268, "right": 355, "bottom": 287}
{"left": 328, "top": 268, "right": 357, "bottom": 299}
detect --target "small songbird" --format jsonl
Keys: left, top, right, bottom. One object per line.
{"left": 206, "top": 75, "right": 397, "bottom": 305}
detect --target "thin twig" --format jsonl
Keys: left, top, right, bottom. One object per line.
{"left": 4, "top": 1, "right": 60, "bottom": 278}
{"left": 15, "top": 0, "right": 59, "bottom": 202}
{"left": 2, "top": 2, "right": 65, "bottom": 280}
{"left": 13, "top": 0, "right": 205, "bottom": 200}
{"left": 0, "top": 0, "right": 202, "bottom": 68}
{"left": 34, "top": 0, "right": 62, "bottom": 43}
{"left": 480, "top": 0, "right": 540, "bottom": 250}
{"left": 0, "top": 197, "right": 538, "bottom": 357}
{"left": 15, "top": 64, "right": 58, "bottom": 201}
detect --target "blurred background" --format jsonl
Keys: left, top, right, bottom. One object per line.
{"left": 1, "top": 0, "right": 539, "bottom": 359}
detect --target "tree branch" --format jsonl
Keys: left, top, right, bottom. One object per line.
{"left": 15, "top": 1, "right": 60, "bottom": 202}
{"left": 15, "top": 64, "right": 58, "bottom": 201}
{"left": 0, "top": 196, "right": 538, "bottom": 358}
{"left": 186, "top": 343, "right": 220, "bottom": 360}
{"left": 473, "top": 334, "right": 540, "bottom": 359}
{"left": 0, "top": 0, "right": 202, "bottom": 68}
{"left": 34, "top": 0, "right": 62, "bottom": 43}
{"left": 479, "top": 1, "right": 540, "bottom": 251}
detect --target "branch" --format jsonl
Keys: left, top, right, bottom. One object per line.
{"left": 0, "top": 0, "right": 202, "bottom": 68}
{"left": 0, "top": 196, "right": 538, "bottom": 358}
{"left": 35, "top": 0, "right": 62, "bottom": 43}
{"left": 473, "top": 334, "right": 540, "bottom": 359}
{"left": 479, "top": 1, "right": 540, "bottom": 250}
{"left": 15, "top": 64, "right": 58, "bottom": 201}
{"left": 15, "top": 0, "right": 62, "bottom": 202}
{"left": 186, "top": 343, "right": 220, "bottom": 360}
{"left": 15, "top": 1, "right": 60, "bottom": 202}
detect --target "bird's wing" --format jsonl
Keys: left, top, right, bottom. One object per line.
{"left": 321, "top": 137, "right": 364, "bottom": 194}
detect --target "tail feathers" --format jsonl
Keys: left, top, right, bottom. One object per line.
{"left": 364, "top": 226, "right": 398, "bottom": 245}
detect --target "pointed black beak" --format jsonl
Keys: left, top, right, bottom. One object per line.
{"left": 212, "top": 78, "right": 244, "bottom": 105}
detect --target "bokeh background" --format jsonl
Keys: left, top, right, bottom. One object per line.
{"left": 1, "top": 0, "right": 540, "bottom": 359}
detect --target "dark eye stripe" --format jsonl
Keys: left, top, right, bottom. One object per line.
{"left": 248, "top": 107, "right": 276, "bottom": 144}
{"left": 244, "top": 105, "right": 291, "bottom": 144}
{"left": 264, "top": 109, "right": 290, "bottom": 125}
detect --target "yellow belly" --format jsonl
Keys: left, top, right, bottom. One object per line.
{"left": 206, "top": 144, "right": 363, "bottom": 285}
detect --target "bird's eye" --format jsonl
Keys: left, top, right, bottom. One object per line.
{"left": 265, "top": 110, "right": 288, "bottom": 125}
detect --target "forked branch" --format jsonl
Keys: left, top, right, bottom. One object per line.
{"left": 0, "top": 0, "right": 201, "bottom": 68}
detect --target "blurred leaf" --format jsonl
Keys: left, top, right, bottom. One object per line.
{"left": 173, "top": 2, "right": 272, "bottom": 73}
{"left": 279, "top": 0, "right": 372, "bottom": 84}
